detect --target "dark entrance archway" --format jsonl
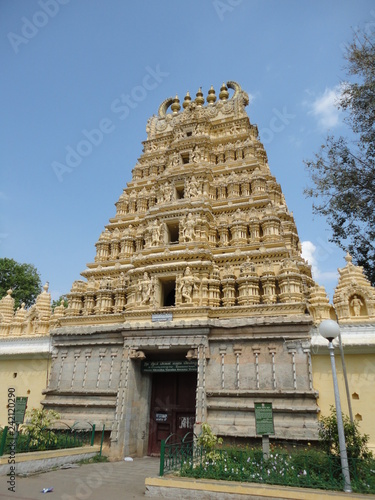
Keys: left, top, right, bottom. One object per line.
{"left": 148, "top": 371, "right": 197, "bottom": 456}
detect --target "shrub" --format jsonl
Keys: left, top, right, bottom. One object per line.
{"left": 21, "top": 408, "right": 61, "bottom": 450}
{"left": 197, "top": 423, "right": 223, "bottom": 461}
{"left": 319, "top": 406, "right": 372, "bottom": 460}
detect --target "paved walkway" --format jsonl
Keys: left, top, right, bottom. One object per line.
{"left": 0, "top": 457, "right": 160, "bottom": 500}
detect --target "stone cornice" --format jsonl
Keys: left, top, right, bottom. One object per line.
{"left": 0, "top": 335, "right": 51, "bottom": 357}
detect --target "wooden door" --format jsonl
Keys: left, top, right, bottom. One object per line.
{"left": 148, "top": 371, "right": 197, "bottom": 455}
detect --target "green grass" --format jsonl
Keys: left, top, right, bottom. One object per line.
{"left": 78, "top": 454, "right": 108, "bottom": 464}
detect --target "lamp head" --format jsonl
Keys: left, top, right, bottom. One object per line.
{"left": 319, "top": 319, "right": 340, "bottom": 342}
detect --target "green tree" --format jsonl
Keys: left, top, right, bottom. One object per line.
{"left": 197, "top": 423, "right": 223, "bottom": 461}
{"left": 319, "top": 406, "right": 372, "bottom": 460}
{"left": 22, "top": 408, "right": 61, "bottom": 449}
{"left": 304, "top": 28, "right": 375, "bottom": 285}
{"left": 0, "top": 258, "right": 42, "bottom": 310}
{"left": 51, "top": 295, "right": 68, "bottom": 311}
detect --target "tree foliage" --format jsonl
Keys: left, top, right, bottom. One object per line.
{"left": 304, "top": 28, "right": 375, "bottom": 285}
{"left": 319, "top": 406, "right": 372, "bottom": 460}
{"left": 197, "top": 423, "right": 223, "bottom": 461}
{"left": 0, "top": 258, "right": 42, "bottom": 310}
{"left": 22, "top": 408, "right": 61, "bottom": 449}
{"left": 51, "top": 295, "right": 68, "bottom": 311}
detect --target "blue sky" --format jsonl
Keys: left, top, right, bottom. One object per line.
{"left": 1, "top": 0, "right": 373, "bottom": 302}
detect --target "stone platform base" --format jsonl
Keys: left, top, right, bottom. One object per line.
{"left": 145, "top": 476, "right": 367, "bottom": 499}
{"left": 0, "top": 445, "right": 100, "bottom": 476}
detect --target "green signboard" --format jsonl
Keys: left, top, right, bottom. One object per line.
{"left": 141, "top": 360, "right": 198, "bottom": 373}
{"left": 15, "top": 397, "right": 28, "bottom": 424}
{"left": 254, "top": 402, "right": 274, "bottom": 435}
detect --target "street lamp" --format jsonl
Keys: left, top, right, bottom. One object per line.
{"left": 319, "top": 319, "right": 352, "bottom": 493}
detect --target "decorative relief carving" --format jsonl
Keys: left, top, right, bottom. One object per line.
{"left": 177, "top": 267, "right": 199, "bottom": 304}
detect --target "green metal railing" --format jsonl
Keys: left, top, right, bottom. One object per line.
{"left": 159, "top": 440, "right": 375, "bottom": 494}
{"left": 0, "top": 423, "right": 97, "bottom": 456}
{"left": 160, "top": 432, "right": 197, "bottom": 476}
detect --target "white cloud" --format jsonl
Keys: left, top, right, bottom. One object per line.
{"left": 305, "top": 85, "right": 342, "bottom": 130}
{"left": 301, "top": 240, "right": 338, "bottom": 282}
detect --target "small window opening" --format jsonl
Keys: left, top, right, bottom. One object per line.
{"left": 13, "top": 373, "right": 17, "bottom": 378}
{"left": 186, "top": 131, "right": 192, "bottom": 137}
{"left": 161, "top": 279, "right": 176, "bottom": 307}
{"left": 166, "top": 222, "right": 179, "bottom": 244}
{"left": 176, "top": 186, "right": 184, "bottom": 199}
{"left": 181, "top": 153, "right": 190, "bottom": 164}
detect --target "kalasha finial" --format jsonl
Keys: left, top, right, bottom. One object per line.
{"left": 206, "top": 85, "right": 216, "bottom": 104}
{"left": 195, "top": 87, "right": 204, "bottom": 106}
{"left": 345, "top": 252, "right": 353, "bottom": 264}
{"left": 43, "top": 282, "right": 49, "bottom": 293}
{"left": 171, "top": 95, "right": 181, "bottom": 114}
{"left": 183, "top": 91, "right": 191, "bottom": 109}
{"left": 219, "top": 82, "right": 229, "bottom": 101}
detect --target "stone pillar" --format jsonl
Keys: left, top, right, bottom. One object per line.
{"left": 261, "top": 216, "right": 281, "bottom": 242}
{"left": 218, "top": 225, "right": 229, "bottom": 246}
{"left": 237, "top": 263, "right": 260, "bottom": 306}
{"left": 278, "top": 260, "right": 303, "bottom": 303}
{"left": 68, "top": 293, "right": 83, "bottom": 316}
{"left": 111, "top": 235, "right": 120, "bottom": 260}
{"left": 208, "top": 227, "right": 217, "bottom": 246}
{"left": 219, "top": 345, "right": 227, "bottom": 389}
{"left": 120, "top": 235, "right": 135, "bottom": 256}
{"left": 221, "top": 267, "right": 236, "bottom": 307}
{"left": 233, "top": 345, "right": 242, "bottom": 389}
{"left": 96, "top": 348, "right": 107, "bottom": 388}
{"left": 252, "top": 346, "right": 261, "bottom": 390}
{"left": 200, "top": 276, "right": 209, "bottom": 307}
{"left": 261, "top": 270, "right": 277, "bottom": 304}
{"left": 251, "top": 176, "right": 266, "bottom": 196}
{"left": 114, "top": 286, "right": 126, "bottom": 314}
{"left": 268, "top": 346, "right": 277, "bottom": 390}
{"left": 111, "top": 345, "right": 130, "bottom": 454}
{"left": 249, "top": 219, "right": 260, "bottom": 242}
{"left": 225, "top": 149, "right": 235, "bottom": 162}
{"left": 230, "top": 221, "right": 247, "bottom": 246}
{"left": 208, "top": 273, "right": 221, "bottom": 307}
{"left": 83, "top": 292, "right": 96, "bottom": 315}
{"left": 240, "top": 179, "right": 251, "bottom": 197}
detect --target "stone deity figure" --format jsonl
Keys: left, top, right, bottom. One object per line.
{"left": 171, "top": 151, "right": 180, "bottom": 167}
{"left": 178, "top": 267, "right": 199, "bottom": 304}
{"left": 139, "top": 273, "right": 153, "bottom": 305}
{"left": 175, "top": 128, "right": 185, "bottom": 140}
{"left": 163, "top": 182, "right": 173, "bottom": 202}
{"left": 181, "top": 213, "right": 196, "bottom": 242}
{"left": 118, "top": 272, "right": 126, "bottom": 288}
{"left": 191, "top": 146, "right": 201, "bottom": 164}
{"left": 151, "top": 219, "right": 163, "bottom": 246}
{"left": 350, "top": 295, "right": 363, "bottom": 317}
{"left": 187, "top": 176, "right": 201, "bottom": 198}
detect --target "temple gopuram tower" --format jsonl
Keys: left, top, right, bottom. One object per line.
{"left": 43, "top": 82, "right": 323, "bottom": 457}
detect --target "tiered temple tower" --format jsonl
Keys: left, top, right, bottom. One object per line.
{"left": 63, "top": 81, "right": 314, "bottom": 322}
{"left": 44, "top": 82, "right": 326, "bottom": 458}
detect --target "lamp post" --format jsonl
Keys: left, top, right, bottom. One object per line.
{"left": 319, "top": 319, "right": 352, "bottom": 493}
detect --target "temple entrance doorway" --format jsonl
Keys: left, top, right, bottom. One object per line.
{"left": 147, "top": 370, "right": 197, "bottom": 456}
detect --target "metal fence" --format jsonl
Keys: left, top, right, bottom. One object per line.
{"left": 159, "top": 432, "right": 198, "bottom": 476}
{"left": 0, "top": 422, "right": 96, "bottom": 456}
{"left": 159, "top": 438, "right": 375, "bottom": 494}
